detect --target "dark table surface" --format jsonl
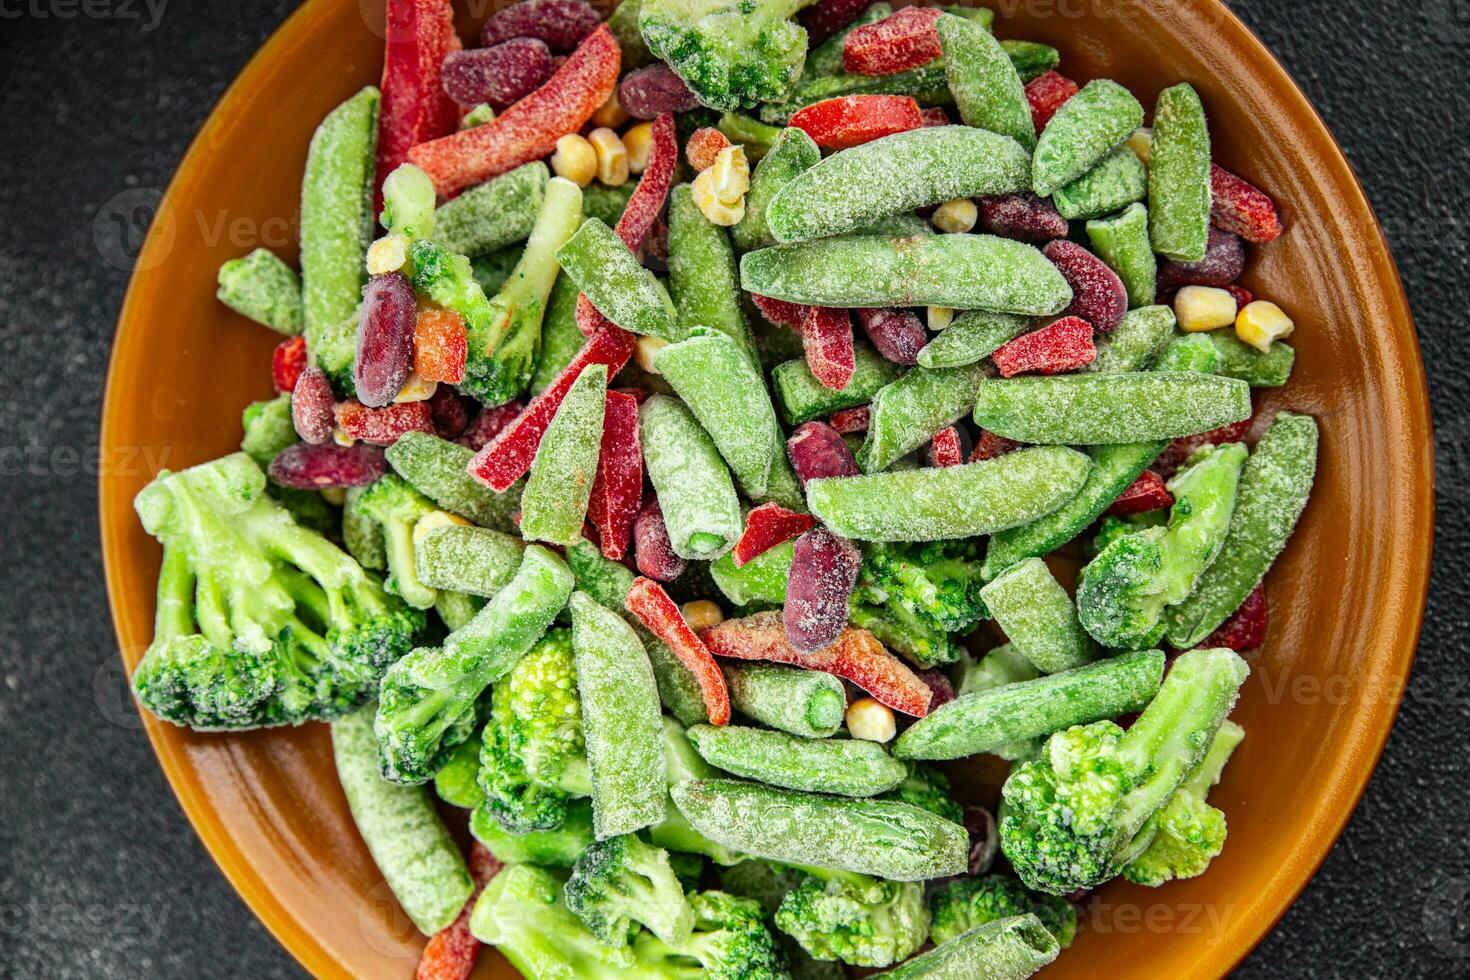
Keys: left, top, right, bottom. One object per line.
{"left": 1, "top": 1, "right": 1466, "bottom": 976}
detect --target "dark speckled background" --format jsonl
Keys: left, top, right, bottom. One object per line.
{"left": 1, "top": 1, "right": 1466, "bottom": 976}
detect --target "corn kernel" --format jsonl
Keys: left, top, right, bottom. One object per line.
{"left": 691, "top": 168, "right": 745, "bottom": 226}
{"left": 708, "top": 145, "right": 750, "bottom": 204}
{"left": 366, "top": 234, "right": 409, "bottom": 275}
{"left": 393, "top": 371, "right": 439, "bottom": 403}
{"left": 635, "top": 335, "right": 670, "bottom": 374}
{"left": 412, "top": 509, "right": 472, "bottom": 547}
{"left": 550, "top": 133, "right": 597, "bottom": 187}
{"left": 846, "top": 697, "right": 896, "bottom": 743}
{"left": 588, "top": 127, "right": 630, "bottom": 187}
{"left": 319, "top": 487, "right": 347, "bottom": 506}
{"left": 1126, "top": 126, "right": 1152, "bottom": 165}
{"left": 623, "top": 122, "right": 654, "bottom": 175}
{"left": 927, "top": 306, "right": 955, "bottom": 331}
{"left": 1174, "top": 285, "right": 1238, "bottom": 333}
{"left": 931, "top": 198, "right": 977, "bottom": 234}
{"left": 332, "top": 426, "right": 356, "bottom": 447}
{"left": 460, "top": 103, "right": 495, "bottom": 129}
{"left": 681, "top": 600, "right": 725, "bottom": 633}
{"left": 1235, "top": 300, "right": 1294, "bottom": 353}
{"left": 591, "top": 89, "right": 629, "bottom": 129}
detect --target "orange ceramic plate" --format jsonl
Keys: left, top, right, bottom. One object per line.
{"left": 100, "top": 1, "right": 1432, "bottom": 977}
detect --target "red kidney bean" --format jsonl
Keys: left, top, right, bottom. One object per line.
{"left": 354, "top": 271, "right": 417, "bottom": 408}
{"left": 457, "top": 401, "right": 526, "bottom": 450}
{"left": 291, "top": 366, "right": 335, "bottom": 445}
{"left": 480, "top": 0, "right": 602, "bottom": 52}
{"left": 977, "top": 193, "right": 1069, "bottom": 243}
{"left": 1157, "top": 227, "right": 1246, "bottom": 291}
{"left": 1044, "top": 239, "right": 1127, "bottom": 333}
{"left": 427, "top": 384, "right": 471, "bottom": 438}
{"left": 634, "top": 497, "right": 688, "bottom": 582}
{"left": 787, "top": 422, "right": 859, "bottom": 488}
{"left": 619, "top": 63, "right": 700, "bottom": 120}
{"left": 441, "top": 40, "right": 554, "bottom": 111}
{"left": 916, "top": 668, "right": 956, "bottom": 709}
{"left": 855, "top": 308, "right": 925, "bottom": 365}
{"left": 785, "top": 527, "right": 862, "bottom": 652}
{"left": 268, "top": 442, "right": 386, "bottom": 489}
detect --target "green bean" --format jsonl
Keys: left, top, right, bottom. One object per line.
{"left": 1032, "top": 79, "right": 1143, "bottom": 197}
{"left": 1165, "top": 413, "right": 1319, "bottom": 647}
{"left": 807, "top": 446, "right": 1092, "bottom": 542}
{"left": 1087, "top": 305, "right": 1176, "bottom": 374}
{"left": 1087, "top": 202, "right": 1157, "bottom": 308}
{"left": 433, "top": 161, "right": 547, "bottom": 256}
{"left": 331, "top": 706, "right": 473, "bottom": 935}
{"left": 688, "top": 724, "right": 907, "bottom": 797}
{"left": 973, "top": 373, "right": 1252, "bottom": 445}
{"left": 711, "top": 539, "right": 794, "bottom": 607}
{"left": 771, "top": 343, "right": 905, "bottom": 425}
{"left": 1148, "top": 84, "right": 1212, "bottom": 262}
{"left": 216, "top": 248, "right": 303, "bottom": 336}
{"left": 671, "top": 779, "right": 969, "bottom": 880}
{"left": 470, "top": 797, "right": 595, "bottom": 867}
{"left": 529, "top": 273, "right": 583, "bottom": 394}
{"left": 766, "top": 128, "right": 1032, "bottom": 243}
{"left": 555, "top": 218, "right": 677, "bottom": 338}
{"left": 569, "top": 592, "right": 668, "bottom": 839}
{"left": 742, "top": 234, "right": 1072, "bottom": 314}
{"left": 581, "top": 180, "right": 638, "bottom": 227}
{"left": 858, "top": 363, "right": 992, "bottom": 473}
{"left": 414, "top": 525, "right": 525, "bottom": 597}
{"left": 717, "top": 113, "right": 785, "bottom": 159}
{"left": 938, "top": 14, "right": 1034, "bottom": 150}
{"left": 875, "top": 914, "right": 1060, "bottom": 979}
{"left": 722, "top": 662, "right": 846, "bottom": 738}
{"left": 438, "top": 545, "right": 574, "bottom": 679}
{"left": 667, "top": 184, "right": 759, "bottom": 360}
{"left": 999, "top": 39, "right": 1060, "bottom": 83}
{"left": 916, "top": 311, "right": 1027, "bottom": 369}
{"left": 640, "top": 395, "right": 744, "bottom": 560}
{"left": 384, "top": 431, "right": 521, "bottom": 533}
{"left": 565, "top": 537, "right": 635, "bottom": 609}
{"left": 1198, "top": 330, "right": 1296, "bottom": 387}
{"left": 979, "top": 558, "right": 1094, "bottom": 673}
{"left": 763, "top": 62, "right": 952, "bottom": 124}
{"left": 751, "top": 452, "right": 809, "bottom": 513}
{"left": 1052, "top": 146, "right": 1148, "bottom": 221}
{"left": 520, "top": 363, "right": 606, "bottom": 545}
{"left": 732, "top": 127, "right": 821, "bottom": 253}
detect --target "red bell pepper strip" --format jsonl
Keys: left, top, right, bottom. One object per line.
{"left": 1210, "top": 164, "right": 1284, "bottom": 244}
{"left": 409, "top": 24, "right": 620, "bottom": 195}
{"left": 929, "top": 426, "right": 965, "bottom": 468}
{"left": 414, "top": 841, "right": 502, "bottom": 980}
{"left": 1201, "top": 583, "right": 1268, "bottom": 652}
{"left": 1024, "top": 70, "right": 1079, "bottom": 132}
{"left": 334, "top": 399, "right": 435, "bottom": 446}
{"left": 377, "top": 0, "right": 462, "bottom": 209}
{"left": 272, "top": 335, "right": 308, "bottom": 393}
{"left": 789, "top": 95, "right": 923, "bottom": 150}
{"left": 1107, "top": 470, "right": 1174, "bottom": 516}
{"left": 732, "top": 503, "right": 816, "bottom": 567}
{"left": 588, "top": 390, "right": 643, "bottom": 561}
{"left": 990, "top": 316, "right": 1096, "bottom": 378}
{"left": 626, "top": 577, "right": 731, "bottom": 726}
{"left": 700, "top": 612, "right": 933, "bottom": 717}
{"left": 828, "top": 406, "right": 870, "bottom": 434}
{"left": 1155, "top": 415, "right": 1254, "bottom": 478}
{"left": 842, "top": 7, "right": 943, "bottom": 76}
{"left": 801, "top": 305, "right": 857, "bottom": 390}
{"left": 750, "top": 293, "right": 807, "bottom": 331}
{"left": 467, "top": 326, "right": 637, "bottom": 491}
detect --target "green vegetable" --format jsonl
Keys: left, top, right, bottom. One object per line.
{"left": 978, "top": 558, "right": 1092, "bottom": 673}
{"left": 432, "top": 161, "right": 547, "bottom": 256}
{"left": 878, "top": 761, "right": 965, "bottom": 824}
{"left": 582, "top": 180, "right": 639, "bottom": 227}
{"left": 557, "top": 217, "right": 678, "bottom": 339}
{"left": 733, "top": 126, "right": 821, "bottom": 253}
{"left": 668, "top": 184, "right": 759, "bottom": 361}
{"left": 216, "top": 248, "right": 303, "bottom": 335}
{"left": 352, "top": 474, "right": 438, "bottom": 609}
{"left": 722, "top": 662, "right": 846, "bottom": 738}
{"left": 688, "top": 724, "right": 908, "bottom": 797}
{"left": 938, "top": 14, "right": 1033, "bottom": 149}
{"left": 384, "top": 431, "right": 521, "bottom": 533}
{"left": 640, "top": 396, "right": 744, "bottom": 560}
{"left": 858, "top": 363, "right": 992, "bottom": 474}
{"left": 469, "top": 864, "right": 642, "bottom": 975}
{"left": 470, "top": 243, "right": 522, "bottom": 295}
{"left": 565, "top": 834, "right": 696, "bottom": 946}
{"left": 999, "top": 39, "right": 1059, "bottom": 82}
{"left": 471, "top": 797, "right": 595, "bottom": 867}
{"left": 607, "top": 0, "right": 654, "bottom": 69}
{"left": 1031, "top": 79, "right": 1143, "bottom": 197}
{"left": 379, "top": 162, "right": 437, "bottom": 242}
{"left": 520, "top": 363, "right": 606, "bottom": 545}
{"left": 529, "top": 273, "right": 585, "bottom": 395}
{"left": 916, "top": 310, "right": 1027, "bottom": 369}
{"left": 431, "top": 735, "right": 483, "bottom": 809}
{"left": 711, "top": 538, "right": 794, "bottom": 607}
{"left": 717, "top": 112, "right": 786, "bottom": 160}
{"left": 342, "top": 486, "right": 386, "bottom": 570}
{"left": 775, "top": 869, "right": 929, "bottom": 967}
{"left": 414, "top": 525, "right": 524, "bottom": 597}
{"left": 1148, "top": 83, "right": 1212, "bottom": 262}
{"left": 1197, "top": 329, "right": 1296, "bottom": 387}
{"left": 634, "top": 890, "right": 789, "bottom": 979}
{"left": 648, "top": 717, "right": 745, "bottom": 864}
{"left": 771, "top": 343, "right": 905, "bottom": 425}
{"left": 240, "top": 393, "right": 297, "bottom": 467}
{"left": 639, "top": 0, "right": 809, "bottom": 111}
{"left": 1052, "top": 146, "right": 1148, "bottom": 221}
{"left": 1086, "top": 305, "right": 1177, "bottom": 374}
{"left": 849, "top": 540, "right": 989, "bottom": 668}
{"left": 929, "top": 875, "right": 1076, "bottom": 948}
{"left": 1087, "top": 201, "right": 1157, "bottom": 308}
{"left": 876, "top": 914, "right": 1059, "bottom": 979}
{"left": 433, "top": 590, "right": 484, "bottom": 631}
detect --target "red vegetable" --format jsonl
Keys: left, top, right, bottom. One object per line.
{"left": 1200, "top": 583, "right": 1268, "bottom": 651}
{"left": 801, "top": 305, "right": 857, "bottom": 390}
{"left": 268, "top": 443, "right": 387, "bottom": 489}
{"left": 428, "top": 385, "right": 472, "bottom": 439}
{"left": 919, "top": 106, "right": 951, "bottom": 127}
{"left": 991, "top": 316, "right": 1097, "bottom": 377}
{"left": 1044, "top": 239, "right": 1127, "bottom": 333}
{"left": 468, "top": 326, "right": 637, "bottom": 491}
{"left": 1210, "top": 164, "right": 1283, "bottom": 243}
{"left": 618, "top": 63, "right": 701, "bottom": 120}
{"left": 842, "top": 7, "right": 943, "bottom": 76}
{"left": 790, "top": 95, "right": 923, "bottom": 149}
{"left": 356, "top": 271, "right": 419, "bottom": 407}
{"left": 686, "top": 127, "right": 732, "bottom": 172}
{"left": 1154, "top": 416, "right": 1253, "bottom": 478}
{"left": 733, "top": 503, "right": 816, "bottom": 567}
{"left": 415, "top": 842, "right": 502, "bottom": 980}
{"left": 440, "top": 40, "right": 554, "bottom": 111}
{"left": 969, "top": 430, "right": 1019, "bottom": 463}
{"left": 409, "top": 24, "right": 621, "bottom": 195}
{"left": 855, "top": 308, "right": 924, "bottom": 365}
{"left": 1107, "top": 470, "right": 1174, "bottom": 516}
{"left": 799, "top": 0, "right": 875, "bottom": 45}
{"left": 828, "top": 406, "right": 871, "bottom": 435}
{"left": 701, "top": 612, "right": 934, "bottom": 717}
{"left": 291, "top": 367, "right": 335, "bottom": 445}
{"left": 787, "top": 421, "right": 859, "bottom": 488}
{"left": 1157, "top": 227, "right": 1246, "bottom": 291}
{"left": 272, "top": 335, "right": 308, "bottom": 394}
{"left": 633, "top": 496, "right": 687, "bottom": 582}
{"left": 785, "top": 528, "right": 863, "bottom": 652}
{"left": 1024, "top": 70, "right": 1079, "bottom": 131}
{"left": 916, "top": 668, "right": 956, "bottom": 711}
{"left": 627, "top": 577, "right": 731, "bottom": 725}
{"left": 588, "top": 390, "right": 643, "bottom": 562}
{"left": 457, "top": 400, "right": 524, "bottom": 450}
{"left": 414, "top": 308, "right": 468, "bottom": 384}
{"left": 977, "top": 193, "right": 1069, "bottom": 243}
{"left": 480, "top": 0, "right": 602, "bottom": 52}
{"left": 1224, "top": 284, "right": 1254, "bottom": 308}
{"left": 335, "top": 399, "right": 435, "bottom": 446}
{"left": 750, "top": 293, "right": 807, "bottom": 331}
{"left": 929, "top": 426, "right": 965, "bottom": 468}
{"left": 376, "top": 0, "right": 462, "bottom": 207}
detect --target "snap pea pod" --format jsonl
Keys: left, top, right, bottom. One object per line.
{"left": 722, "top": 662, "right": 846, "bottom": 738}
{"left": 875, "top": 915, "right": 1060, "bottom": 979}
{"left": 938, "top": 13, "right": 1034, "bottom": 149}
{"left": 378, "top": 165, "right": 436, "bottom": 240}
{"left": 331, "top": 706, "right": 473, "bottom": 935}
{"left": 1165, "top": 413, "right": 1319, "bottom": 648}
{"left": 687, "top": 725, "right": 907, "bottom": 797}
{"left": 732, "top": 127, "right": 821, "bottom": 253}
{"left": 671, "top": 779, "right": 969, "bottom": 881}
{"left": 806, "top": 446, "right": 1092, "bottom": 542}
{"left": 471, "top": 797, "right": 595, "bottom": 867}
{"left": 973, "top": 373, "right": 1252, "bottom": 445}
{"left": 711, "top": 539, "right": 795, "bottom": 607}
{"left": 667, "top": 184, "right": 759, "bottom": 361}
{"left": 569, "top": 591, "right": 668, "bottom": 839}
{"left": 1087, "top": 202, "right": 1157, "bottom": 308}
{"left": 766, "top": 127, "right": 1032, "bottom": 243}
{"left": 384, "top": 431, "right": 521, "bottom": 533}
{"left": 858, "top": 363, "right": 993, "bottom": 473}
{"left": 916, "top": 311, "right": 1027, "bottom": 370}
{"left": 640, "top": 396, "right": 744, "bottom": 560}
{"left": 528, "top": 273, "right": 583, "bottom": 394}
{"left": 431, "top": 544, "right": 574, "bottom": 679}
{"left": 1198, "top": 330, "right": 1296, "bottom": 387}
{"left": 1032, "top": 79, "right": 1143, "bottom": 197}
{"left": 520, "top": 363, "right": 606, "bottom": 546}
{"left": 607, "top": 0, "right": 653, "bottom": 68}
{"left": 1084, "top": 305, "right": 1177, "bottom": 374}
{"left": 1000, "top": 40, "right": 1060, "bottom": 83}
{"left": 741, "top": 234, "right": 1072, "bottom": 315}
{"left": 414, "top": 525, "right": 525, "bottom": 597}
{"left": 1052, "top": 146, "right": 1148, "bottom": 221}
{"left": 432, "top": 736, "right": 484, "bottom": 809}
{"left": 216, "top": 248, "right": 303, "bottom": 336}
{"left": 556, "top": 218, "right": 677, "bottom": 339}
{"left": 771, "top": 343, "right": 905, "bottom": 425}
{"left": 979, "top": 558, "right": 1094, "bottom": 673}
{"left": 1148, "top": 83, "right": 1212, "bottom": 262}
{"left": 433, "top": 161, "right": 547, "bottom": 257}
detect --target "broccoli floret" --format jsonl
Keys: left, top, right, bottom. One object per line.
{"left": 240, "top": 394, "right": 297, "bottom": 467}
{"left": 639, "top": 0, "right": 810, "bottom": 111}
{"left": 352, "top": 475, "right": 438, "bottom": 609}
{"left": 471, "top": 797, "right": 596, "bottom": 867}
{"left": 999, "top": 646, "right": 1250, "bottom": 895}
{"left": 877, "top": 761, "right": 965, "bottom": 824}
{"left": 469, "top": 864, "right": 643, "bottom": 976}
{"left": 847, "top": 602, "right": 962, "bottom": 669}
{"left": 635, "top": 890, "right": 790, "bottom": 979}
{"left": 774, "top": 868, "right": 928, "bottom": 968}
{"left": 1077, "top": 443, "right": 1248, "bottom": 649}
{"left": 130, "top": 453, "right": 423, "bottom": 730}
{"left": 475, "top": 628, "right": 593, "bottom": 831}
{"left": 721, "top": 860, "right": 807, "bottom": 918}
{"left": 851, "top": 541, "right": 987, "bottom": 667}
{"left": 566, "top": 835, "right": 697, "bottom": 947}
{"left": 1123, "top": 719, "right": 1244, "bottom": 887}
{"left": 928, "top": 875, "right": 1077, "bottom": 948}
{"left": 341, "top": 486, "right": 387, "bottom": 570}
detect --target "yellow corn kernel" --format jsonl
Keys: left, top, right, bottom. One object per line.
{"left": 931, "top": 198, "right": 977, "bottom": 234}
{"left": 1126, "top": 126, "right": 1153, "bottom": 165}
{"left": 1174, "top": 285, "right": 1238, "bottom": 333}
{"left": 332, "top": 426, "right": 356, "bottom": 448}
{"left": 846, "top": 697, "right": 897, "bottom": 743}
{"left": 393, "top": 371, "right": 439, "bottom": 404}
{"left": 318, "top": 487, "right": 347, "bottom": 507}
{"left": 635, "top": 335, "right": 670, "bottom": 374}
{"left": 927, "top": 306, "right": 955, "bottom": 331}
{"left": 691, "top": 168, "right": 745, "bottom": 226}
{"left": 591, "top": 89, "right": 629, "bottom": 129}
{"left": 681, "top": 600, "right": 725, "bottom": 633}
{"left": 412, "top": 509, "right": 472, "bottom": 547}
{"left": 366, "top": 234, "right": 409, "bottom": 275}
{"left": 708, "top": 145, "right": 750, "bottom": 204}
{"left": 550, "top": 133, "right": 597, "bottom": 187}
{"left": 1235, "top": 300, "right": 1295, "bottom": 353}
{"left": 460, "top": 103, "right": 495, "bottom": 129}
{"left": 588, "top": 127, "right": 630, "bottom": 187}
{"left": 623, "top": 122, "right": 654, "bottom": 175}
